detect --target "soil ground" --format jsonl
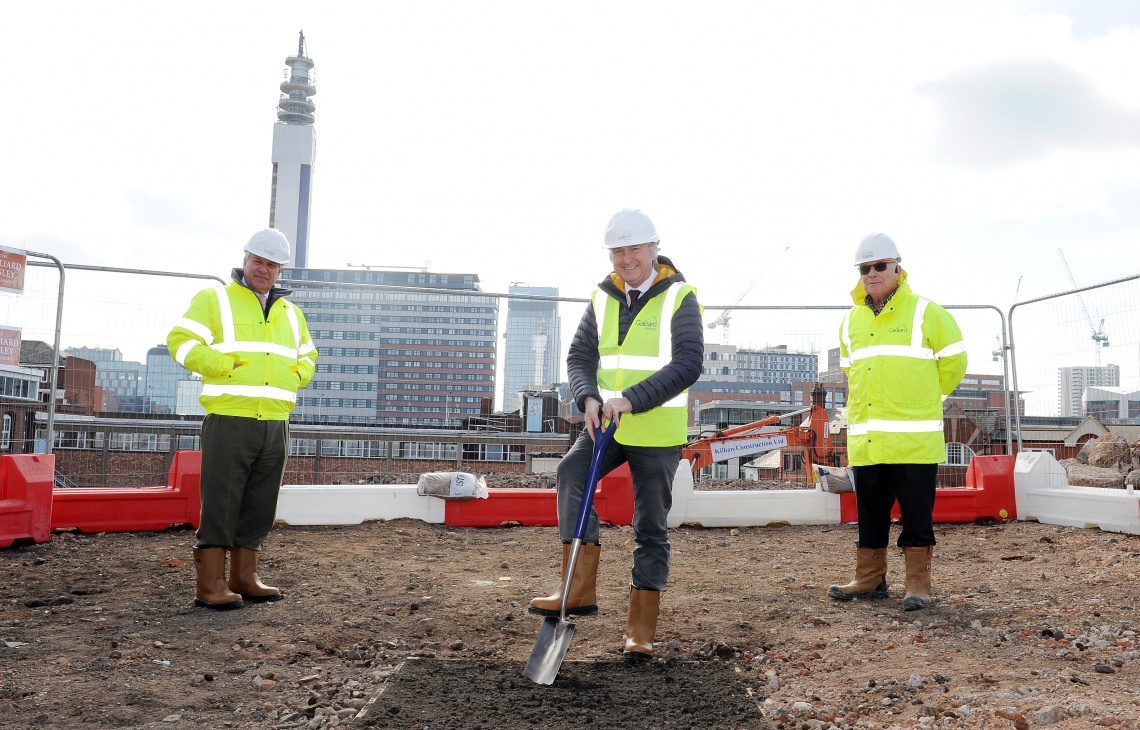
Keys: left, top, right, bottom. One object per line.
{"left": 5, "top": 513, "right": 1140, "bottom": 729}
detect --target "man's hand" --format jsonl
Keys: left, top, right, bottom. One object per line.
{"left": 601, "top": 397, "right": 633, "bottom": 427}
{"left": 583, "top": 397, "right": 602, "bottom": 438}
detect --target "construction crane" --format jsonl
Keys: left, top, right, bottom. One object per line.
{"left": 1057, "top": 249, "right": 1109, "bottom": 366}
{"left": 707, "top": 246, "right": 790, "bottom": 344}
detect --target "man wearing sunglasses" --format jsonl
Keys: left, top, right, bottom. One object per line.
{"left": 828, "top": 232, "right": 966, "bottom": 611}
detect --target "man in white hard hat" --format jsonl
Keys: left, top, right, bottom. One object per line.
{"left": 828, "top": 233, "right": 966, "bottom": 611}
{"left": 529, "top": 209, "right": 704, "bottom": 660}
{"left": 166, "top": 229, "right": 317, "bottom": 610}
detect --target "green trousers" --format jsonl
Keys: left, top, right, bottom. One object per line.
{"left": 196, "top": 414, "right": 289, "bottom": 551}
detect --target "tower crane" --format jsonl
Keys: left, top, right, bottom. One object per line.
{"left": 1057, "top": 249, "right": 1109, "bottom": 366}
{"left": 707, "top": 246, "right": 790, "bottom": 344}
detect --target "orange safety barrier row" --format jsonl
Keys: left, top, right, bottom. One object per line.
{"left": 0, "top": 454, "right": 55, "bottom": 548}
{"left": 838, "top": 455, "right": 1017, "bottom": 524}
{"left": 50, "top": 451, "right": 202, "bottom": 533}
{"left": 444, "top": 464, "right": 636, "bottom": 527}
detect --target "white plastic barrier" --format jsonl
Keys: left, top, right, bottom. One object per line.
{"left": 275, "top": 484, "right": 445, "bottom": 526}
{"left": 667, "top": 461, "right": 842, "bottom": 528}
{"left": 1014, "top": 451, "right": 1140, "bottom": 535}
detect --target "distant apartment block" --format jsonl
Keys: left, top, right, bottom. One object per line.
{"left": 502, "top": 285, "right": 560, "bottom": 414}
{"left": 278, "top": 267, "right": 497, "bottom": 427}
{"left": 1058, "top": 365, "right": 1120, "bottom": 417}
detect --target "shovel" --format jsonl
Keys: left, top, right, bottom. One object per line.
{"left": 522, "top": 418, "right": 618, "bottom": 685}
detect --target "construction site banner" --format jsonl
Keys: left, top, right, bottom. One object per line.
{"left": 0, "top": 246, "right": 27, "bottom": 295}
{"left": 0, "top": 325, "right": 21, "bottom": 367}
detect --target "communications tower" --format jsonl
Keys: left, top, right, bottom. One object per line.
{"left": 269, "top": 31, "right": 316, "bottom": 268}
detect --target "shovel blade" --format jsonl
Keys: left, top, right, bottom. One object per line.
{"left": 522, "top": 616, "right": 576, "bottom": 685}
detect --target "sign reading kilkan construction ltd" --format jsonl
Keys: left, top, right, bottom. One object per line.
{"left": 708, "top": 433, "right": 789, "bottom": 462}
{"left": 0, "top": 326, "right": 22, "bottom": 368}
{"left": 0, "top": 246, "right": 27, "bottom": 295}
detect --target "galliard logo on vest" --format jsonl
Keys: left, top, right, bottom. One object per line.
{"left": 635, "top": 317, "right": 659, "bottom": 331}
{"left": 889, "top": 325, "right": 909, "bottom": 334}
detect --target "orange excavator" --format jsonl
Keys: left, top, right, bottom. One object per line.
{"left": 682, "top": 386, "right": 834, "bottom": 478}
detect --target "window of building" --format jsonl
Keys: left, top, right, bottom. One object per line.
{"left": 943, "top": 442, "right": 975, "bottom": 467}
{"left": 1, "top": 414, "right": 10, "bottom": 449}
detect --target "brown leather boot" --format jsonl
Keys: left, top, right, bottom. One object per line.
{"left": 528, "top": 543, "right": 600, "bottom": 617}
{"left": 228, "top": 547, "right": 283, "bottom": 603}
{"left": 623, "top": 586, "right": 661, "bottom": 661}
{"left": 827, "top": 547, "right": 889, "bottom": 601}
{"left": 193, "top": 548, "right": 243, "bottom": 610}
{"left": 902, "top": 545, "right": 933, "bottom": 611}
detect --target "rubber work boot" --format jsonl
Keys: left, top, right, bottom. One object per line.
{"left": 623, "top": 586, "right": 661, "bottom": 662}
{"left": 901, "top": 545, "right": 933, "bottom": 611}
{"left": 827, "top": 547, "right": 889, "bottom": 601}
{"left": 528, "top": 543, "right": 601, "bottom": 617}
{"left": 228, "top": 547, "right": 284, "bottom": 603}
{"left": 193, "top": 548, "right": 243, "bottom": 610}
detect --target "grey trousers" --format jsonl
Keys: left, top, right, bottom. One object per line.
{"left": 555, "top": 430, "right": 682, "bottom": 591}
{"left": 196, "top": 414, "right": 289, "bottom": 551}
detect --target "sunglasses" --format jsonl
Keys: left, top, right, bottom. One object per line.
{"left": 859, "top": 262, "right": 894, "bottom": 275}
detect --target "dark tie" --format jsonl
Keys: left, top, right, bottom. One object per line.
{"left": 628, "top": 290, "right": 640, "bottom": 307}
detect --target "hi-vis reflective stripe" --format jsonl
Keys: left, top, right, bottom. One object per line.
{"left": 848, "top": 419, "right": 944, "bottom": 435}
{"left": 174, "top": 317, "right": 213, "bottom": 344}
{"left": 593, "top": 282, "right": 685, "bottom": 371}
{"left": 936, "top": 341, "right": 966, "bottom": 358}
{"left": 212, "top": 341, "right": 299, "bottom": 358}
{"left": 174, "top": 340, "right": 199, "bottom": 366}
{"left": 600, "top": 388, "right": 688, "bottom": 407}
{"left": 200, "top": 384, "right": 297, "bottom": 403}
{"left": 214, "top": 286, "right": 236, "bottom": 344}
{"left": 283, "top": 300, "right": 302, "bottom": 348}
{"left": 841, "top": 296, "right": 964, "bottom": 364}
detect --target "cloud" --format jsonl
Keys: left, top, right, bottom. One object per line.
{"left": 1027, "top": 0, "right": 1140, "bottom": 39}
{"left": 916, "top": 57, "right": 1140, "bottom": 169}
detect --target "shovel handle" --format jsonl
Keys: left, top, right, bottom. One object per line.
{"left": 570, "top": 419, "right": 617, "bottom": 541}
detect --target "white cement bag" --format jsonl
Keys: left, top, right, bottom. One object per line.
{"left": 816, "top": 465, "right": 854, "bottom": 493}
{"left": 416, "top": 471, "right": 489, "bottom": 500}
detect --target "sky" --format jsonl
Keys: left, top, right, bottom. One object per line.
{"left": 4, "top": 1, "right": 1140, "bottom": 414}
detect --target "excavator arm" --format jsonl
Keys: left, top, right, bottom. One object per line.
{"left": 683, "top": 402, "right": 832, "bottom": 477}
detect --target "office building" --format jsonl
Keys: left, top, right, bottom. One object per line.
{"left": 144, "top": 345, "right": 198, "bottom": 415}
{"left": 270, "top": 32, "right": 317, "bottom": 268}
{"left": 278, "top": 267, "right": 497, "bottom": 426}
{"left": 502, "top": 285, "right": 560, "bottom": 413}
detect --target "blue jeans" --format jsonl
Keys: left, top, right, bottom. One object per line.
{"left": 555, "top": 430, "right": 682, "bottom": 591}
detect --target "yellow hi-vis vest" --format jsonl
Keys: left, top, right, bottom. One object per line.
{"left": 167, "top": 281, "right": 317, "bottom": 420}
{"left": 593, "top": 281, "right": 694, "bottom": 447}
{"left": 839, "top": 277, "right": 967, "bottom": 466}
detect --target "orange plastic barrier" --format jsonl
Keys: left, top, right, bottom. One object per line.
{"left": 838, "top": 455, "right": 1017, "bottom": 524}
{"left": 444, "top": 464, "right": 637, "bottom": 528}
{"left": 51, "top": 451, "right": 202, "bottom": 533}
{"left": 0, "top": 454, "right": 55, "bottom": 548}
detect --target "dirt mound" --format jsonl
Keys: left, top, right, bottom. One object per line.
{"left": 3, "top": 520, "right": 1140, "bottom": 729}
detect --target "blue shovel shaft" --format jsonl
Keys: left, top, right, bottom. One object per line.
{"left": 570, "top": 420, "right": 618, "bottom": 541}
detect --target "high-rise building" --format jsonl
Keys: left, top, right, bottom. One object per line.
{"left": 502, "top": 285, "right": 560, "bottom": 413}
{"left": 144, "top": 345, "right": 197, "bottom": 415}
{"left": 700, "top": 344, "right": 818, "bottom": 385}
{"left": 1057, "top": 364, "right": 1120, "bottom": 417}
{"left": 269, "top": 32, "right": 317, "bottom": 268}
{"left": 278, "top": 267, "right": 497, "bottom": 427}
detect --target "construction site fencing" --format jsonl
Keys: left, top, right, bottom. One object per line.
{"left": 11, "top": 259, "right": 1113, "bottom": 490}
{"left": 1008, "top": 272, "right": 1140, "bottom": 454}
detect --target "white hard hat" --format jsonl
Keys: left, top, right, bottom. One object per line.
{"left": 244, "top": 228, "right": 291, "bottom": 265}
{"left": 603, "top": 209, "right": 660, "bottom": 249}
{"left": 854, "top": 232, "right": 900, "bottom": 266}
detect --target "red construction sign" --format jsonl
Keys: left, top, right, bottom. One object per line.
{"left": 0, "top": 246, "right": 27, "bottom": 295}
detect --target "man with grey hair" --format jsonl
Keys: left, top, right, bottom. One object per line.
{"left": 529, "top": 209, "right": 704, "bottom": 660}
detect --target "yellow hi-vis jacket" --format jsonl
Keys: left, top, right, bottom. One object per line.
{"left": 593, "top": 281, "right": 695, "bottom": 447}
{"left": 839, "top": 271, "right": 966, "bottom": 466}
{"left": 167, "top": 279, "right": 316, "bottom": 420}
